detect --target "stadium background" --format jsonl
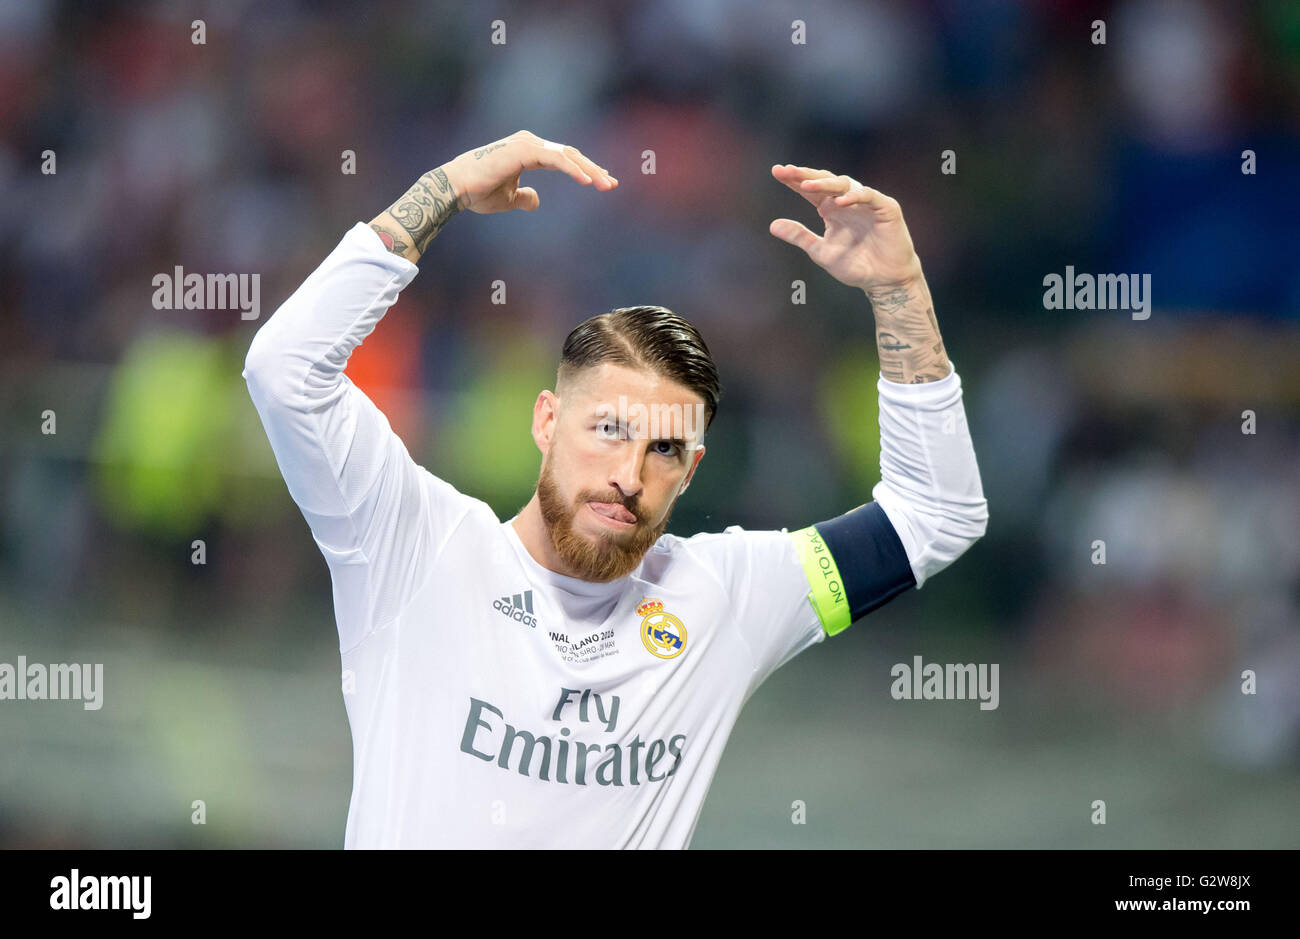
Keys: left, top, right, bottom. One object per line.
{"left": 1, "top": 0, "right": 1298, "bottom": 847}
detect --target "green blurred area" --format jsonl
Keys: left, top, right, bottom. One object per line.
{"left": 437, "top": 332, "right": 555, "bottom": 515}
{"left": 91, "top": 330, "right": 283, "bottom": 537}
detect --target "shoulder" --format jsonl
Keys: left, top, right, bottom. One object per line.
{"left": 643, "top": 525, "right": 799, "bottom": 580}
{"left": 415, "top": 467, "right": 501, "bottom": 534}
{"left": 672, "top": 524, "right": 796, "bottom": 552}
{"left": 651, "top": 525, "right": 745, "bottom": 558}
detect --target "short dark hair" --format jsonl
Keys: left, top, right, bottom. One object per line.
{"left": 557, "top": 305, "right": 721, "bottom": 430}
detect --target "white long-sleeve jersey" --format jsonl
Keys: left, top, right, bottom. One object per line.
{"left": 242, "top": 223, "right": 987, "bottom": 848}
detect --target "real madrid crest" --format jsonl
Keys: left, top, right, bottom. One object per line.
{"left": 638, "top": 597, "right": 686, "bottom": 659}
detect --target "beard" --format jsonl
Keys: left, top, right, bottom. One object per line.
{"left": 535, "top": 457, "right": 671, "bottom": 583}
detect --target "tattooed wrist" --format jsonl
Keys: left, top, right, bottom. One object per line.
{"left": 369, "top": 223, "right": 411, "bottom": 257}
{"left": 867, "top": 277, "right": 952, "bottom": 384}
{"left": 865, "top": 284, "right": 915, "bottom": 316}
{"left": 374, "top": 166, "right": 461, "bottom": 262}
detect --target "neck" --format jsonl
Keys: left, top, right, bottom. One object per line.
{"left": 512, "top": 493, "right": 582, "bottom": 578}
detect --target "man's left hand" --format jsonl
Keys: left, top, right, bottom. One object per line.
{"left": 769, "top": 165, "right": 923, "bottom": 291}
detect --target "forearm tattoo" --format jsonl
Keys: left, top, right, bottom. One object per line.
{"left": 866, "top": 282, "right": 951, "bottom": 384}
{"left": 371, "top": 166, "right": 461, "bottom": 262}
{"left": 368, "top": 224, "right": 410, "bottom": 257}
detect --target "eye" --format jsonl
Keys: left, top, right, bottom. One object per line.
{"left": 652, "top": 440, "right": 680, "bottom": 457}
{"left": 596, "top": 420, "right": 619, "bottom": 439}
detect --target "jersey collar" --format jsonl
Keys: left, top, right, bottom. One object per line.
{"left": 502, "top": 518, "right": 641, "bottom": 597}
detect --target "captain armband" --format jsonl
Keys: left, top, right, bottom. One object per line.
{"left": 789, "top": 502, "right": 917, "bottom": 636}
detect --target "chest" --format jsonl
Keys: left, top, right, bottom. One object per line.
{"left": 392, "top": 542, "right": 744, "bottom": 735}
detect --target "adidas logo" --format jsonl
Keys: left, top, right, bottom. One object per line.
{"left": 493, "top": 590, "right": 538, "bottom": 628}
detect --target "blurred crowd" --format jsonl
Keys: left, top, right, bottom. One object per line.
{"left": 1, "top": 0, "right": 1299, "bottom": 845}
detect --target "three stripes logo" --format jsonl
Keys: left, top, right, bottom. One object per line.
{"left": 494, "top": 590, "right": 538, "bottom": 628}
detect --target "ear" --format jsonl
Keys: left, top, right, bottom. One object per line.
{"left": 532, "top": 390, "right": 559, "bottom": 455}
{"left": 677, "top": 444, "right": 706, "bottom": 496}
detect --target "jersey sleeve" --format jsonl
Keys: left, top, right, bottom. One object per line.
{"left": 684, "top": 526, "right": 827, "bottom": 694}
{"left": 788, "top": 362, "right": 988, "bottom": 635}
{"left": 682, "top": 362, "right": 987, "bottom": 689}
{"left": 867, "top": 362, "right": 988, "bottom": 590}
{"left": 242, "top": 223, "right": 475, "bottom": 652}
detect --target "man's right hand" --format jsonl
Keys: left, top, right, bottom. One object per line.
{"left": 443, "top": 130, "right": 618, "bottom": 215}
{"left": 369, "top": 131, "right": 618, "bottom": 263}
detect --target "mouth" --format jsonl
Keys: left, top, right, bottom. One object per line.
{"left": 586, "top": 501, "right": 637, "bottom": 529}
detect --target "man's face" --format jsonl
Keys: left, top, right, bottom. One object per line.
{"left": 532, "top": 362, "right": 708, "bottom": 582}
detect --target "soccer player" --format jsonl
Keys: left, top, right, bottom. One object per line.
{"left": 243, "top": 131, "right": 988, "bottom": 848}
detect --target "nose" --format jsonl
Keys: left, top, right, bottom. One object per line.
{"left": 609, "top": 441, "right": 645, "bottom": 502}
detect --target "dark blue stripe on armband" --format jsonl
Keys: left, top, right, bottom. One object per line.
{"left": 812, "top": 502, "right": 916, "bottom": 622}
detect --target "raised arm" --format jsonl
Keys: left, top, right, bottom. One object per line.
{"left": 242, "top": 131, "right": 617, "bottom": 649}
{"left": 769, "top": 165, "right": 987, "bottom": 633}
{"left": 367, "top": 130, "right": 617, "bottom": 264}
{"left": 770, "top": 166, "right": 950, "bottom": 383}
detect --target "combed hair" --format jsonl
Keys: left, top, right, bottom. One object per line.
{"left": 557, "top": 305, "right": 721, "bottom": 430}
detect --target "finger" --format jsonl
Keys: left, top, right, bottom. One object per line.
{"left": 771, "top": 163, "right": 835, "bottom": 179}
{"left": 772, "top": 164, "right": 837, "bottom": 205}
{"left": 512, "top": 186, "right": 540, "bottom": 211}
{"left": 799, "top": 174, "right": 857, "bottom": 195}
{"left": 537, "top": 140, "right": 616, "bottom": 189}
{"left": 831, "top": 184, "right": 893, "bottom": 211}
{"left": 561, "top": 145, "right": 618, "bottom": 189}
{"left": 768, "top": 218, "right": 821, "bottom": 254}
{"left": 525, "top": 141, "right": 593, "bottom": 185}
{"left": 539, "top": 138, "right": 605, "bottom": 173}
